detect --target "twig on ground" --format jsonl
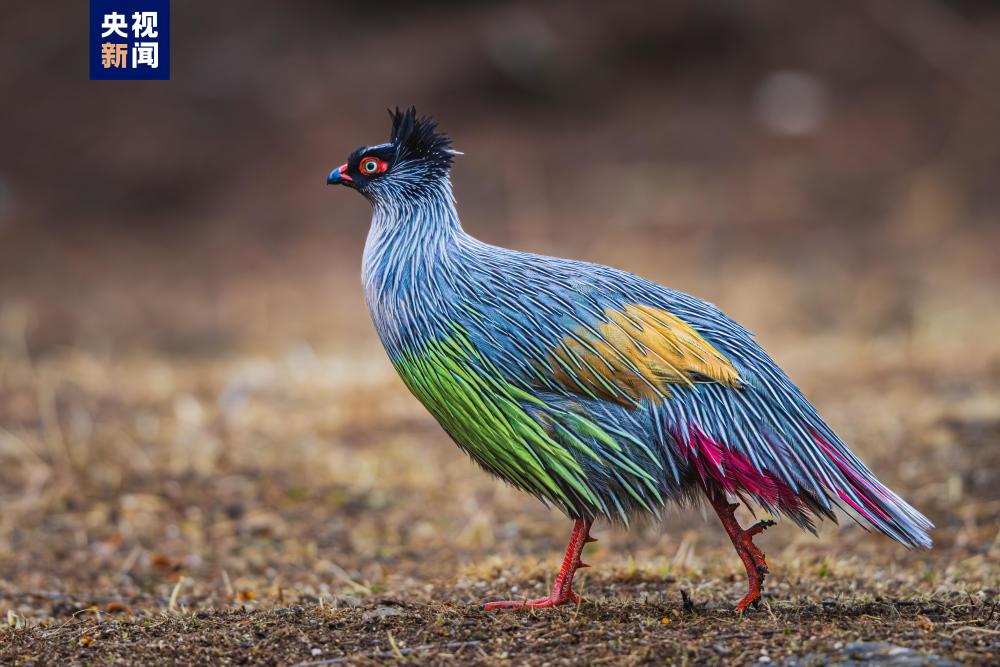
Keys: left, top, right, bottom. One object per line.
{"left": 168, "top": 577, "right": 185, "bottom": 613}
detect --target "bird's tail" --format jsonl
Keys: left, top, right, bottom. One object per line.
{"left": 811, "top": 431, "right": 933, "bottom": 549}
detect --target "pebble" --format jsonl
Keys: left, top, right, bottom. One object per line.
{"left": 334, "top": 595, "right": 362, "bottom": 609}
{"left": 779, "top": 641, "right": 962, "bottom": 666}
{"left": 362, "top": 606, "right": 404, "bottom": 621}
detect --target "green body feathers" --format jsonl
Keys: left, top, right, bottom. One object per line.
{"left": 392, "top": 325, "right": 662, "bottom": 522}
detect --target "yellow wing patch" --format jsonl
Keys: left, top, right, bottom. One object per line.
{"left": 547, "top": 304, "right": 742, "bottom": 405}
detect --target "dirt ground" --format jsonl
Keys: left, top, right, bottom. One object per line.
{"left": 0, "top": 580, "right": 997, "bottom": 665}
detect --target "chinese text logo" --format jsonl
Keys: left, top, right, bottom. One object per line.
{"left": 90, "top": 1, "right": 170, "bottom": 80}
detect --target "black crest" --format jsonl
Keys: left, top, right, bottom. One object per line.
{"left": 389, "top": 107, "right": 455, "bottom": 173}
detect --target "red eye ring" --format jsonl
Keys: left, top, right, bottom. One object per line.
{"left": 359, "top": 157, "right": 388, "bottom": 176}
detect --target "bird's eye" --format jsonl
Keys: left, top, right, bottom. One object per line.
{"left": 359, "top": 157, "right": 387, "bottom": 176}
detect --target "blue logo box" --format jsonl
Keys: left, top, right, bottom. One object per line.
{"left": 90, "top": 0, "right": 170, "bottom": 80}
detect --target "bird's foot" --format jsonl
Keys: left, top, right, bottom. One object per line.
{"left": 483, "top": 518, "right": 593, "bottom": 613}
{"left": 739, "top": 519, "right": 776, "bottom": 573}
{"left": 734, "top": 588, "right": 761, "bottom": 615}
{"left": 732, "top": 519, "right": 775, "bottom": 615}
{"left": 703, "top": 490, "right": 778, "bottom": 616}
{"left": 483, "top": 589, "right": 581, "bottom": 611}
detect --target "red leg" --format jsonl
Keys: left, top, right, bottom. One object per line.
{"left": 704, "top": 486, "right": 776, "bottom": 614}
{"left": 484, "top": 518, "right": 595, "bottom": 611}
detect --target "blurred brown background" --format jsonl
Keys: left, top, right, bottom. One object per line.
{"left": 0, "top": 0, "right": 998, "bottom": 653}
{"left": 3, "top": 0, "right": 999, "bottom": 354}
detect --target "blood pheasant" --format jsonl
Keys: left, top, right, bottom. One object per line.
{"left": 327, "top": 108, "right": 932, "bottom": 613}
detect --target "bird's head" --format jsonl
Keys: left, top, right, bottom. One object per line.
{"left": 327, "top": 107, "right": 457, "bottom": 204}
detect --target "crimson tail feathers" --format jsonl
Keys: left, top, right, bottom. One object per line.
{"left": 811, "top": 431, "right": 933, "bottom": 549}
{"left": 678, "top": 421, "right": 932, "bottom": 549}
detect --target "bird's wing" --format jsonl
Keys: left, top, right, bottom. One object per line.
{"left": 539, "top": 301, "right": 744, "bottom": 407}
{"left": 457, "top": 248, "right": 749, "bottom": 407}
{"left": 455, "top": 248, "right": 931, "bottom": 546}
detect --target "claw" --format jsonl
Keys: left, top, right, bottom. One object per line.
{"left": 485, "top": 593, "right": 580, "bottom": 611}
{"left": 746, "top": 519, "right": 777, "bottom": 537}
{"left": 756, "top": 565, "right": 769, "bottom": 575}
{"left": 734, "top": 590, "right": 763, "bottom": 615}
{"left": 486, "top": 518, "right": 593, "bottom": 613}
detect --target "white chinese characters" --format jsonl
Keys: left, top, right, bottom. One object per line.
{"left": 133, "top": 42, "right": 159, "bottom": 69}
{"left": 101, "top": 12, "right": 128, "bottom": 39}
{"left": 132, "top": 11, "right": 158, "bottom": 39}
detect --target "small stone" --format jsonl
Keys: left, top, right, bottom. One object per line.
{"left": 334, "top": 595, "right": 362, "bottom": 609}
{"left": 310, "top": 648, "right": 322, "bottom": 656}
{"left": 362, "top": 606, "right": 404, "bottom": 621}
